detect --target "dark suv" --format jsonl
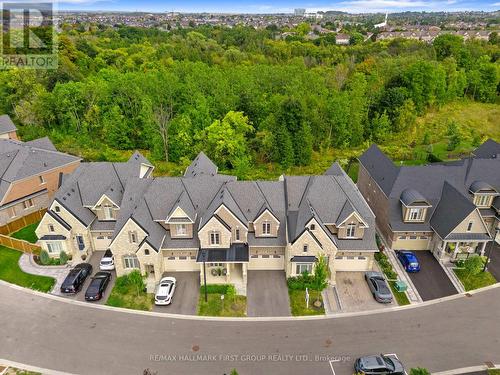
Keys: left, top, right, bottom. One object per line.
{"left": 60, "top": 263, "right": 93, "bottom": 294}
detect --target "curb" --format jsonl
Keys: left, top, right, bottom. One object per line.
{"left": 1, "top": 279, "right": 499, "bottom": 322}
{"left": 433, "top": 364, "right": 500, "bottom": 375}
{"left": 0, "top": 358, "right": 74, "bottom": 375}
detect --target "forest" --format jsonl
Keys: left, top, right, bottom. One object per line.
{"left": 0, "top": 24, "right": 499, "bottom": 178}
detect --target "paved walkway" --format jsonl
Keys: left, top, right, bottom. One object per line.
{"left": 18, "top": 254, "right": 69, "bottom": 295}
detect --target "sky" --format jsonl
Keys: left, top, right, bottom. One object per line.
{"left": 57, "top": 0, "right": 500, "bottom": 14}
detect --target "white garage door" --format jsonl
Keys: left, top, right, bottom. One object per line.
{"left": 93, "top": 235, "right": 112, "bottom": 251}
{"left": 164, "top": 256, "right": 199, "bottom": 272}
{"left": 248, "top": 255, "right": 284, "bottom": 270}
{"left": 335, "top": 256, "right": 370, "bottom": 271}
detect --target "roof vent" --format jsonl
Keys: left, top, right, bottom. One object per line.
{"left": 62, "top": 197, "right": 66, "bottom": 201}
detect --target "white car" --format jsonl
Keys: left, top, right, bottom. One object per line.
{"left": 154, "top": 277, "right": 176, "bottom": 306}
{"left": 99, "top": 249, "right": 115, "bottom": 271}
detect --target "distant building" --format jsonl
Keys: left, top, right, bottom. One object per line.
{"left": 294, "top": 8, "right": 305, "bottom": 16}
{"left": 374, "top": 13, "right": 388, "bottom": 29}
{"left": 335, "top": 33, "right": 350, "bottom": 45}
{"left": 0, "top": 115, "right": 18, "bottom": 140}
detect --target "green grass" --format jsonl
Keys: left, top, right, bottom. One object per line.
{"left": 453, "top": 268, "right": 497, "bottom": 291}
{"left": 288, "top": 289, "right": 325, "bottom": 316}
{"left": 10, "top": 222, "right": 39, "bottom": 244}
{"left": 106, "top": 273, "right": 154, "bottom": 311}
{"left": 388, "top": 281, "right": 411, "bottom": 306}
{"left": 488, "top": 370, "right": 500, "bottom": 375}
{"left": 198, "top": 293, "right": 247, "bottom": 317}
{"left": 0, "top": 246, "right": 55, "bottom": 292}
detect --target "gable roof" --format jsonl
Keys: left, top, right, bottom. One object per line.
{"left": 358, "top": 144, "right": 400, "bottom": 196}
{"left": 0, "top": 115, "right": 17, "bottom": 134}
{"left": 430, "top": 181, "right": 478, "bottom": 239}
{"left": 472, "top": 139, "right": 500, "bottom": 159}
{"left": 24, "top": 137, "right": 57, "bottom": 151}
{"left": 184, "top": 151, "right": 218, "bottom": 177}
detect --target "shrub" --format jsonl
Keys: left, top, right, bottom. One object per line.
{"left": 39, "top": 250, "right": 50, "bottom": 265}
{"left": 59, "top": 251, "right": 68, "bottom": 265}
{"left": 287, "top": 273, "right": 315, "bottom": 290}
{"left": 427, "top": 153, "right": 443, "bottom": 163}
{"left": 410, "top": 368, "right": 430, "bottom": 375}
{"left": 201, "top": 284, "right": 232, "bottom": 294}
{"left": 463, "top": 256, "right": 484, "bottom": 280}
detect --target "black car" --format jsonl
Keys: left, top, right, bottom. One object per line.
{"left": 60, "top": 263, "right": 93, "bottom": 294}
{"left": 85, "top": 271, "right": 112, "bottom": 301}
{"left": 354, "top": 354, "right": 405, "bottom": 374}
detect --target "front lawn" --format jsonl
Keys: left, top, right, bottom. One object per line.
{"left": 10, "top": 222, "right": 39, "bottom": 244}
{"left": 453, "top": 268, "right": 497, "bottom": 291}
{"left": 198, "top": 284, "right": 247, "bottom": 317}
{"left": 0, "top": 246, "right": 55, "bottom": 292}
{"left": 375, "top": 251, "right": 411, "bottom": 306}
{"left": 288, "top": 289, "right": 324, "bottom": 316}
{"left": 106, "top": 271, "right": 154, "bottom": 311}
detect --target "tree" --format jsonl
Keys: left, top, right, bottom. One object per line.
{"left": 59, "top": 251, "right": 68, "bottom": 265}
{"left": 446, "top": 121, "right": 461, "bottom": 151}
{"left": 39, "top": 250, "right": 50, "bottom": 265}
{"left": 204, "top": 111, "right": 254, "bottom": 168}
{"left": 433, "top": 34, "right": 464, "bottom": 61}
{"left": 371, "top": 111, "right": 391, "bottom": 142}
{"left": 312, "top": 255, "right": 329, "bottom": 304}
{"left": 463, "top": 256, "right": 484, "bottom": 281}
{"left": 349, "top": 32, "right": 364, "bottom": 45}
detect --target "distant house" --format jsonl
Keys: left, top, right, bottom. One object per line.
{"left": 0, "top": 130, "right": 81, "bottom": 226}
{"left": 0, "top": 115, "right": 18, "bottom": 140}
{"left": 357, "top": 142, "right": 500, "bottom": 261}
{"left": 335, "top": 33, "right": 350, "bottom": 45}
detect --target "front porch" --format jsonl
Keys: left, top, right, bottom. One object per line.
{"left": 441, "top": 235, "right": 491, "bottom": 262}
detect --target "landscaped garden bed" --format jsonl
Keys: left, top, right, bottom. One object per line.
{"left": 0, "top": 246, "right": 55, "bottom": 292}
{"left": 10, "top": 222, "right": 39, "bottom": 244}
{"left": 33, "top": 250, "right": 69, "bottom": 266}
{"left": 198, "top": 284, "right": 247, "bottom": 317}
{"left": 288, "top": 288, "right": 324, "bottom": 316}
{"left": 106, "top": 270, "right": 154, "bottom": 311}
{"left": 453, "top": 256, "right": 496, "bottom": 291}
{"left": 374, "top": 251, "right": 410, "bottom": 306}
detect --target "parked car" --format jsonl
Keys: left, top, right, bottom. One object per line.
{"left": 365, "top": 271, "right": 393, "bottom": 303}
{"left": 396, "top": 250, "right": 420, "bottom": 272}
{"left": 60, "top": 263, "right": 93, "bottom": 294}
{"left": 154, "top": 276, "right": 176, "bottom": 306}
{"left": 99, "top": 249, "right": 115, "bottom": 271}
{"left": 85, "top": 271, "right": 112, "bottom": 301}
{"left": 354, "top": 354, "right": 405, "bottom": 374}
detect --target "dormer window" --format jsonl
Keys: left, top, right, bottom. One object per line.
{"left": 129, "top": 231, "right": 137, "bottom": 244}
{"left": 346, "top": 223, "right": 356, "bottom": 238}
{"left": 176, "top": 224, "right": 187, "bottom": 236}
{"left": 103, "top": 205, "right": 113, "bottom": 220}
{"left": 474, "top": 194, "right": 492, "bottom": 208}
{"left": 262, "top": 221, "right": 271, "bottom": 235}
{"left": 408, "top": 208, "right": 424, "bottom": 221}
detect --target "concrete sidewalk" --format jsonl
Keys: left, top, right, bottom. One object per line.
{"left": 18, "top": 253, "right": 69, "bottom": 295}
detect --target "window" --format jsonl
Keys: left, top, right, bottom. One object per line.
{"left": 178, "top": 256, "right": 187, "bottom": 260}
{"left": 296, "top": 263, "right": 313, "bottom": 275}
{"left": 23, "top": 199, "right": 34, "bottom": 210}
{"left": 54, "top": 206, "right": 60, "bottom": 213}
{"left": 272, "top": 255, "right": 281, "bottom": 258}
{"left": 398, "top": 236, "right": 406, "bottom": 240}
{"left": 8, "top": 207, "right": 16, "bottom": 218}
{"left": 39, "top": 175, "right": 45, "bottom": 184}
{"left": 475, "top": 195, "right": 491, "bottom": 207}
{"left": 251, "top": 254, "right": 258, "bottom": 258}
{"left": 303, "top": 244, "right": 308, "bottom": 253}
{"left": 48, "top": 224, "right": 55, "bottom": 232}
{"left": 262, "top": 254, "right": 270, "bottom": 258}
{"left": 346, "top": 223, "right": 356, "bottom": 238}
{"left": 420, "top": 236, "right": 428, "bottom": 240}
{"left": 467, "top": 221, "right": 473, "bottom": 232}
{"left": 144, "top": 249, "right": 150, "bottom": 255}
{"left": 176, "top": 224, "right": 187, "bottom": 236}
{"left": 310, "top": 224, "right": 315, "bottom": 230}
{"left": 210, "top": 231, "right": 220, "bottom": 245}
{"left": 408, "top": 208, "right": 424, "bottom": 221}
{"left": 46, "top": 241, "right": 63, "bottom": 254}
{"left": 409, "top": 236, "right": 417, "bottom": 240}
{"left": 103, "top": 205, "right": 113, "bottom": 220}
{"left": 123, "top": 255, "right": 140, "bottom": 269}
{"left": 208, "top": 263, "right": 223, "bottom": 267}
{"left": 129, "top": 231, "right": 137, "bottom": 244}
{"left": 235, "top": 228, "right": 240, "bottom": 241}
{"left": 262, "top": 221, "right": 271, "bottom": 235}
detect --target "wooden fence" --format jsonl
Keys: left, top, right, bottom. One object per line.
{"left": 0, "top": 234, "right": 41, "bottom": 255}
{"left": 0, "top": 209, "right": 46, "bottom": 236}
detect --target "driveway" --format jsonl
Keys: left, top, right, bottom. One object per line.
{"left": 153, "top": 272, "right": 199, "bottom": 315}
{"left": 486, "top": 242, "right": 500, "bottom": 282}
{"left": 63, "top": 250, "right": 116, "bottom": 305}
{"left": 407, "top": 251, "right": 457, "bottom": 301}
{"left": 247, "top": 270, "right": 290, "bottom": 317}
{"left": 335, "top": 271, "right": 395, "bottom": 312}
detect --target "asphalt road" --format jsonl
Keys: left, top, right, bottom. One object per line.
{"left": 1, "top": 283, "right": 500, "bottom": 375}
{"left": 408, "top": 251, "right": 458, "bottom": 301}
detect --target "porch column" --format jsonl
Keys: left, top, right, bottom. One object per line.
{"left": 225, "top": 263, "right": 230, "bottom": 283}
{"left": 452, "top": 241, "right": 460, "bottom": 259}
{"left": 480, "top": 241, "right": 487, "bottom": 256}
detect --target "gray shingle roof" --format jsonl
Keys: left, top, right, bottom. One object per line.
{"left": 0, "top": 115, "right": 17, "bottom": 134}
{"left": 430, "top": 182, "right": 477, "bottom": 239}
{"left": 473, "top": 139, "right": 500, "bottom": 159}
{"left": 469, "top": 180, "right": 497, "bottom": 194}
{"left": 24, "top": 137, "right": 57, "bottom": 151}
{"left": 0, "top": 138, "right": 81, "bottom": 204}
{"left": 358, "top": 144, "right": 400, "bottom": 196}
{"left": 400, "top": 188, "right": 430, "bottom": 206}
{"left": 184, "top": 151, "right": 218, "bottom": 177}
